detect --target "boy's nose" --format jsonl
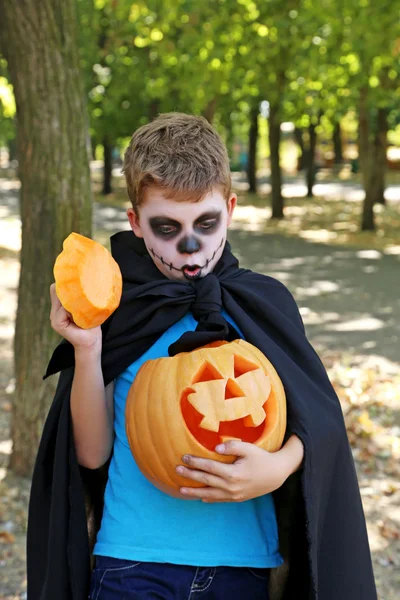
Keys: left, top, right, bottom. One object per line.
{"left": 177, "top": 235, "right": 201, "bottom": 254}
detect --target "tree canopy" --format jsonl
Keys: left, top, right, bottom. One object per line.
{"left": 1, "top": 0, "right": 399, "bottom": 227}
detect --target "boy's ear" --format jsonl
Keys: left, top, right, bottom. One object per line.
{"left": 227, "top": 194, "right": 237, "bottom": 227}
{"left": 127, "top": 207, "right": 143, "bottom": 238}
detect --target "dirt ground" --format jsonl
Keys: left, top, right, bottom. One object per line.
{"left": 0, "top": 177, "right": 399, "bottom": 599}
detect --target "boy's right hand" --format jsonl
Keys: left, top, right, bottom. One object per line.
{"left": 49, "top": 283, "right": 102, "bottom": 353}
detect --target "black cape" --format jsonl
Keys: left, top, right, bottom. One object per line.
{"left": 27, "top": 230, "right": 377, "bottom": 600}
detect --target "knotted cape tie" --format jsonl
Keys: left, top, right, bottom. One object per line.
{"left": 168, "top": 273, "right": 239, "bottom": 355}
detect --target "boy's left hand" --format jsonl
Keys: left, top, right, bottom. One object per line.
{"left": 176, "top": 439, "right": 299, "bottom": 503}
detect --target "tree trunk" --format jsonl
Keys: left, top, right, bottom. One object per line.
{"left": 8, "top": 135, "right": 18, "bottom": 163}
{"left": 268, "top": 103, "right": 283, "bottom": 219}
{"left": 247, "top": 103, "right": 259, "bottom": 194}
{"left": 358, "top": 87, "right": 375, "bottom": 231}
{"left": 333, "top": 121, "right": 343, "bottom": 163}
{"left": 149, "top": 99, "right": 160, "bottom": 121}
{"left": 374, "top": 108, "right": 387, "bottom": 205}
{"left": 294, "top": 127, "right": 305, "bottom": 171}
{"left": 91, "top": 136, "right": 97, "bottom": 160}
{"left": 225, "top": 118, "right": 234, "bottom": 163}
{"left": 0, "top": 0, "right": 92, "bottom": 476}
{"left": 305, "top": 122, "right": 318, "bottom": 198}
{"left": 202, "top": 97, "right": 218, "bottom": 124}
{"left": 102, "top": 136, "right": 113, "bottom": 195}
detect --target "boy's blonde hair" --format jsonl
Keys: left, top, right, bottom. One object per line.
{"left": 122, "top": 112, "right": 231, "bottom": 212}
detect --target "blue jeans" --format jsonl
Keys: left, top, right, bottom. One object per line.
{"left": 89, "top": 556, "right": 270, "bottom": 599}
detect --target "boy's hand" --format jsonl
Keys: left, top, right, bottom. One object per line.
{"left": 49, "top": 283, "right": 102, "bottom": 352}
{"left": 175, "top": 436, "right": 304, "bottom": 503}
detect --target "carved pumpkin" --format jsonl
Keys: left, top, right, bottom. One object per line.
{"left": 125, "top": 339, "right": 286, "bottom": 497}
{"left": 54, "top": 232, "right": 122, "bottom": 329}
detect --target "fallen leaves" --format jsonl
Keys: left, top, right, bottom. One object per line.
{"left": 323, "top": 352, "right": 400, "bottom": 468}
{"left": 378, "top": 520, "right": 400, "bottom": 541}
{"left": 321, "top": 351, "right": 400, "bottom": 585}
{"left": 0, "top": 530, "right": 15, "bottom": 544}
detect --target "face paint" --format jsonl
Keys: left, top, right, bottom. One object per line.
{"left": 149, "top": 217, "right": 181, "bottom": 240}
{"left": 149, "top": 237, "right": 225, "bottom": 280}
{"left": 127, "top": 189, "right": 236, "bottom": 281}
{"left": 193, "top": 211, "right": 222, "bottom": 235}
{"left": 177, "top": 235, "right": 201, "bottom": 255}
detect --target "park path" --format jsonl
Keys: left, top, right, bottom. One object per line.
{"left": 238, "top": 172, "right": 400, "bottom": 204}
{"left": 0, "top": 177, "right": 399, "bottom": 599}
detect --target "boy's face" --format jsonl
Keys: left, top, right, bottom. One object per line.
{"left": 127, "top": 188, "right": 236, "bottom": 281}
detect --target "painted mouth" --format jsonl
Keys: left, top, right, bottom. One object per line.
{"left": 182, "top": 265, "right": 202, "bottom": 279}
{"left": 149, "top": 237, "right": 225, "bottom": 278}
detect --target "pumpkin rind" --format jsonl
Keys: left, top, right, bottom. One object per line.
{"left": 54, "top": 232, "right": 122, "bottom": 329}
{"left": 125, "top": 339, "right": 286, "bottom": 498}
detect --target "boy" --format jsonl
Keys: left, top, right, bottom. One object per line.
{"left": 28, "top": 113, "right": 377, "bottom": 600}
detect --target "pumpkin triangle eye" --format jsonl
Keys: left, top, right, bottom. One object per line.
{"left": 191, "top": 360, "right": 224, "bottom": 384}
{"left": 233, "top": 354, "right": 259, "bottom": 378}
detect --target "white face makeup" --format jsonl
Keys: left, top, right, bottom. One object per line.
{"left": 127, "top": 188, "right": 236, "bottom": 281}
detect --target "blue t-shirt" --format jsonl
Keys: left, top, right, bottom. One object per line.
{"left": 94, "top": 312, "right": 283, "bottom": 568}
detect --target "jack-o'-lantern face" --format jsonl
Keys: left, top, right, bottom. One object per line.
{"left": 125, "top": 340, "right": 286, "bottom": 497}
{"left": 181, "top": 344, "right": 272, "bottom": 451}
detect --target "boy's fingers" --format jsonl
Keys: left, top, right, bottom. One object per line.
{"left": 215, "top": 440, "right": 254, "bottom": 457}
{"left": 181, "top": 455, "right": 232, "bottom": 479}
{"left": 176, "top": 465, "right": 229, "bottom": 490}
{"left": 180, "top": 486, "right": 231, "bottom": 502}
{"left": 49, "top": 283, "right": 62, "bottom": 310}
{"left": 49, "top": 283, "right": 72, "bottom": 328}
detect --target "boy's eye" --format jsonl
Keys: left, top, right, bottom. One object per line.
{"left": 198, "top": 219, "right": 217, "bottom": 230}
{"left": 158, "top": 225, "right": 177, "bottom": 235}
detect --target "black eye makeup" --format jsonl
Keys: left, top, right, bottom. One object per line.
{"left": 194, "top": 211, "right": 221, "bottom": 234}
{"left": 148, "top": 210, "right": 222, "bottom": 239}
{"left": 149, "top": 217, "right": 181, "bottom": 239}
